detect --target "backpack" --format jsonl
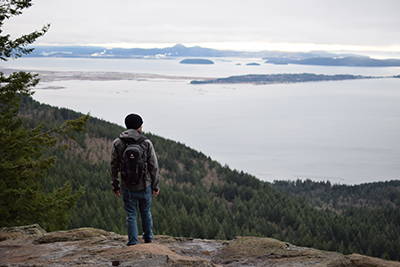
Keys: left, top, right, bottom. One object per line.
{"left": 120, "top": 136, "right": 148, "bottom": 186}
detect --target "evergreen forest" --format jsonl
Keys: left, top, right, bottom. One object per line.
{"left": 16, "top": 96, "right": 400, "bottom": 261}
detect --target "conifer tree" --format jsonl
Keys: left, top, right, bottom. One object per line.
{"left": 0, "top": 0, "right": 88, "bottom": 230}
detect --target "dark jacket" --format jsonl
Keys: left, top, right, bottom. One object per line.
{"left": 111, "top": 129, "right": 159, "bottom": 192}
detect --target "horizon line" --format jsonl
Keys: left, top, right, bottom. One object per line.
{"left": 33, "top": 42, "right": 400, "bottom": 59}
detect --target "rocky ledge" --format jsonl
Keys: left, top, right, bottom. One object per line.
{"left": 0, "top": 224, "right": 399, "bottom": 267}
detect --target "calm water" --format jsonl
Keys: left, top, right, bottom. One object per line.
{"left": 4, "top": 57, "right": 400, "bottom": 77}
{"left": 2, "top": 57, "right": 400, "bottom": 184}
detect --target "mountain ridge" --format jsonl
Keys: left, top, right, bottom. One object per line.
{"left": 26, "top": 44, "right": 400, "bottom": 66}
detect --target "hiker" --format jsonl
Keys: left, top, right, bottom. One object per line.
{"left": 111, "top": 113, "right": 160, "bottom": 245}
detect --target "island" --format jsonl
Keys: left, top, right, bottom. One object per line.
{"left": 190, "top": 73, "right": 375, "bottom": 85}
{"left": 179, "top": 58, "right": 214, "bottom": 64}
{"left": 246, "top": 62, "right": 261, "bottom": 66}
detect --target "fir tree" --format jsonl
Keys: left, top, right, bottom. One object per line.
{"left": 0, "top": 0, "right": 88, "bottom": 230}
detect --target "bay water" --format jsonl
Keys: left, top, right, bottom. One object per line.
{"left": 2, "top": 57, "right": 400, "bottom": 184}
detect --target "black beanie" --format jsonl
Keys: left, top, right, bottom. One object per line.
{"left": 125, "top": 114, "right": 143, "bottom": 130}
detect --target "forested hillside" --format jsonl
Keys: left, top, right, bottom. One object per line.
{"left": 273, "top": 179, "right": 400, "bottom": 210}
{"left": 19, "top": 96, "right": 400, "bottom": 261}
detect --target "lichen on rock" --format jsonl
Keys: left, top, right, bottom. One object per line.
{"left": 33, "top": 227, "right": 121, "bottom": 244}
{"left": 0, "top": 224, "right": 46, "bottom": 241}
{"left": 0, "top": 225, "right": 399, "bottom": 267}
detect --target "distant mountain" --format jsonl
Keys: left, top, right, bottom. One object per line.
{"left": 28, "top": 44, "right": 400, "bottom": 67}
{"left": 29, "top": 44, "right": 242, "bottom": 58}
{"left": 28, "top": 44, "right": 343, "bottom": 60}
{"left": 29, "top": 46, "right": 106, "bottom": 58}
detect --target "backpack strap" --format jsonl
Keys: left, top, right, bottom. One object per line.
{"left": 136, "top": 135, "right": 147, "bottom": 144}
{"left": 119, "top": 135, "right": 147, "bottom": 145}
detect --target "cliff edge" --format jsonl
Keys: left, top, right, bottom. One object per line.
{"left": 0, "top": 224, "right": 399, "bottom": 267}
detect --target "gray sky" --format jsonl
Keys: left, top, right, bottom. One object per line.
{"left": 4, "top": 0, "right": 400, "bottom": 54}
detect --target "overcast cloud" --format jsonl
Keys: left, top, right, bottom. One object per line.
{"left": 4, "top": 0, "right": 400, "bottom": 52}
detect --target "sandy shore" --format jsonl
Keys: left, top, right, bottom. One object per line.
{"left": 0, "top": 67, "right": 214, "bottom": 82}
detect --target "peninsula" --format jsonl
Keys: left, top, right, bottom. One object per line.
{"left": 190, "top": 73, "right": 376, "bottom": 85}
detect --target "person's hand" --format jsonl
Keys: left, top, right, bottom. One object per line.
{"left": 152, "top": 189, "right": 160, "bottom": 196}
{"left": 114, "top": 190, "right": 121, "bottom": 197}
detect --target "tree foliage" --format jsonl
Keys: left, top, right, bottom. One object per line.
{"left": 0, "top": 0, "right": 87, "bottom": 230}
{"left": 0, "top": 0, "right": 49, "bottom": 60}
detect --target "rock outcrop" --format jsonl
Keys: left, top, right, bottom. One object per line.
{"left": 0, "top": 224, "right": 399, "bottom": 267}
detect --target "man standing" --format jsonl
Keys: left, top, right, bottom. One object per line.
{"left": 111, "top": 114, "right": 160, "bottom": 245}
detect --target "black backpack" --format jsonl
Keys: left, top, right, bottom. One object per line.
{"left": 120, "top": 136, "right": 147, "bottom": 185}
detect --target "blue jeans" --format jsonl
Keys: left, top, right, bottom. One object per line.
{"left": 122, "top": 186, "right": 153, "bottom": 245}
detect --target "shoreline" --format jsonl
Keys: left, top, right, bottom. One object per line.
{"left": 0, "top": 67, "right": 214, "bottom": 82}
{"left": 2, "top": 67, "right": 396, "bottom": 85}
